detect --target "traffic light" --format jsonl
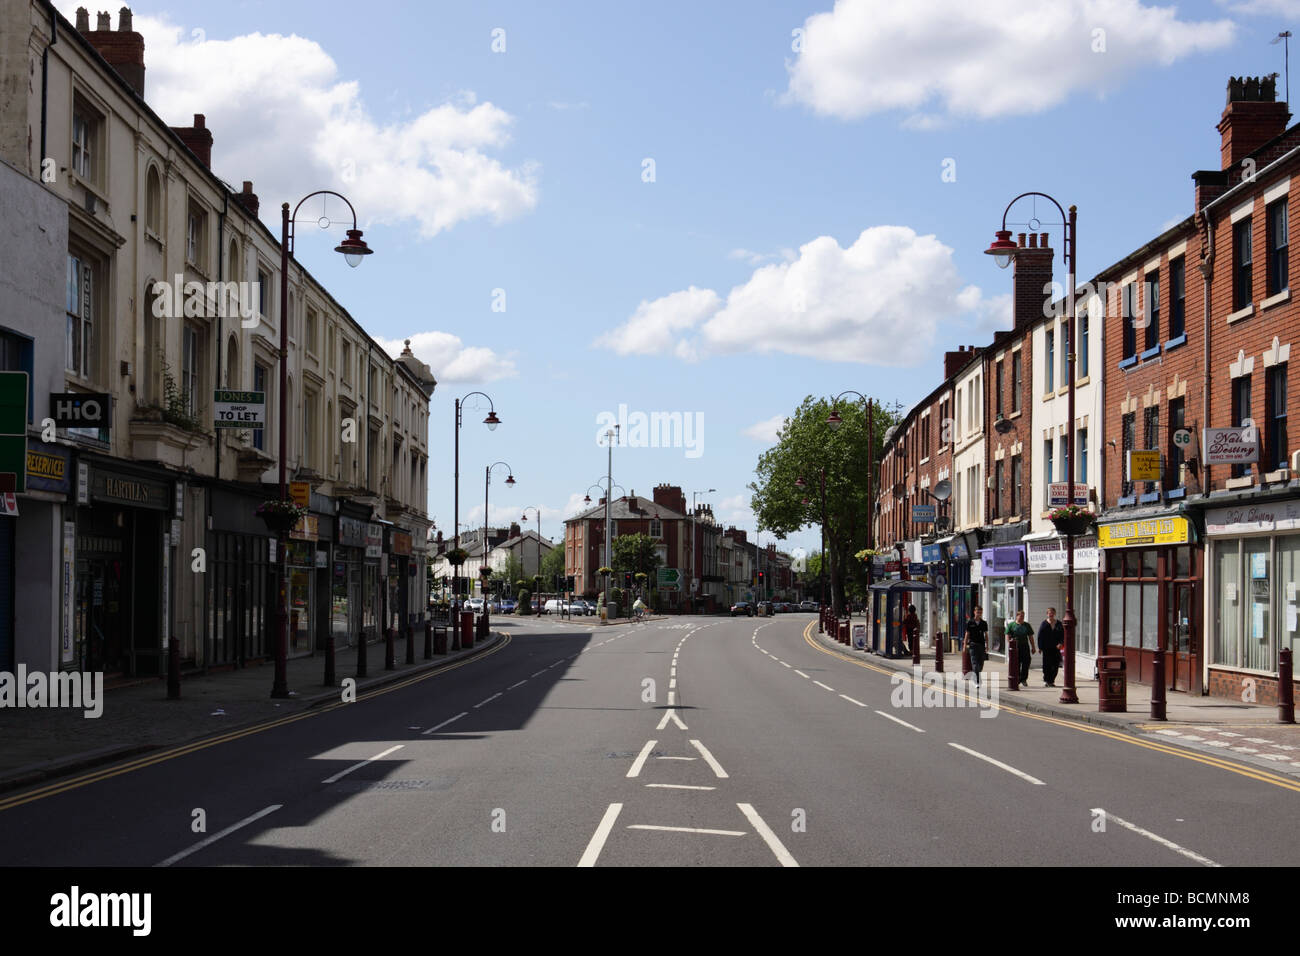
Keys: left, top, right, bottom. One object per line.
{"left": 624, "top": 571, "right": 632, "bottom": 588}
{"left": 758, "top": 570, "right": 765, "bottom": 593}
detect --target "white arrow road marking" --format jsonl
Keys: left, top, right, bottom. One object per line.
{"left": 1092, "top": 809, "right": 1221, "bottom": 867}
{"left": 627, "top": 739, "right": 657, "bottom": 778}
{"left": 737, "top": 803, "right": 799, "bottom": 867}
{"left": 578, "top": 803, "right": 623, "bottom": 867}
{"left": 656, "top": 709, "right": 688, "bottom": 730}
{"left": 627, "top": 825, "right": 746, "bottom": 836}
{"left": 157, "top": 804, "right": 282, "bottom": 867}
{"left": 422, "top": 712, "right": 467, "bottom": 735}
{"left": 875, "top": 710, "right": 926, "bottom": 734}
{"left": 322, "top": 744, "right": 405, "bottom": 784}
{"left": 690, "top": 739, "right": 728, "bottom": 778}
{"left": 948, "top": 742, "right": 1043, "bottom": 785}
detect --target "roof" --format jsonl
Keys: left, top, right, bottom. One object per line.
{"left": 567, "top": 495, "right": 686, "bottom": 523}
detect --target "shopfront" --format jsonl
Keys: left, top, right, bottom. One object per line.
{"left": 1097, "top": 512, "right": 1200, "bottom": 692}
{"left": 364, "top": 521, "right": 383, "bottom": 642}
{"left": 287, "top": 515, "right": 320, "bottom": 657}
{"left": 208, "top": 485, "right": 275, "bottom": 668}
{"left": 978, "top": 545, "right": 1026, "bottom": 658}
{"left": 942, "top": 536, "right": 974, "bottom": 651}
{"left": 335, "top": 515, "right": 367, "bottom": 646}
{"left": 1203, "top": 500, "right": 1300, "bottom": 703}
{"left": 390, "top": 529, "right": 412, "bottom": 634}
{"left": 13, "top": 441, "right": 73, "bottom": 674}
{"left": 1024, "top": 534, "right": 1100, "bottom": 671}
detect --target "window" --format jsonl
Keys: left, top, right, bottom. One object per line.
{"left": 1045, "top": 328, "right": 1055, "bottom": 391}
{"left": 1122, "top": 284, "right": 1136, "bottom": 361}
{"left": 71, "top": 99, "right": 100, "bottom": 183}
{"left": 342, "top": 340, "right": 352, "bottom": 384}
{"left": 1079, "top": 313, "right": 1089, "bottom": 377}
{"left": 1267, "top": 365, "right": 1289, "bottom": 472}
{"left": 66, "top": 252, "right": 97, "bottom": 380}
{"left": 993, "top": 460, "right": 1004, "bottom": 518}
{"left": 256, "top": 268, "right": 269, "bottom": 319}
{"left": 1121, "top": 412, "right": 1136, "bottom": 497}
{"left": 1010, "top": 455, "right": 1022, "bottom": 515}
{"left": 146, "top": 166, "right": 162, "bottom": 234}
{"left": 182, "top": 324, "right": 201, "bottom": 416}
{"left": 650, "top": 519, "right": 662, "bottom": 539}
{"left": 1167, "top": 398, "right": 1186, "bottom": 489}
{"left": 1011, "top": 351, "right": 1022, "bottom": 413}
{"left": 995, "top": 361, "right": 1004, "bottom": 416}
{"left": 1060, "top": 435, "right": 1069, "bottom": 495}
{"left": 1077, "top": 427, "right": 1088, "bottom": 486}
{"left": 225, "top": 336, "right": 237, "bottom": 388}
{"left": 306, "top": 307, "right": 319, "bottom": 355}
{"left": 1233, "top": 375, "right": 1252, "bottom": 478}
{"left": 1043, "top": 439, "right": 1054, "bottom": 506}
{"left": 253, "top": 362, "right": 268, "bottom": 451}
{"left": 1169, "top": 259, "right": 1185, "bottom": 339}
{"left": 1144, "top": 271, "right": 1159, "bottom": 352}
{"left": 0, "top": 330, "right": 34, "bottom": 424}
{"left": 1234, "top": 218, "right": 1253, "bottom": 311}
{"left": 327, "top": 327, "right": 335, "bottom": 371}
{"left": 187, "top": 202, "right": 208, "bottom": 269}
{"left": 1268, "top": 199, "right": 1289, "bottom": 297}
{"left": 303, "top": 391, "right": 316, "bottom": 470}
{"left": 1142, "top": 407, "right": 1159, "bottom": 492}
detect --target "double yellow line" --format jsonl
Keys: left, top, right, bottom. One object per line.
{"left": 0, "top": 634, "right": 510, "bottom": 812}
{"left": 799, "top": 620, "right": 1300, "bottom": 794}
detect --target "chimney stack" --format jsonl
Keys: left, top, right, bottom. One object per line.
{"left": 234, "top": 180, "right": 260, "bottom": 217}
{"left": 1219, "top": 76, "right": 1290, "bottom": 172}
{"left": 79, "top": 7, "right": 146, "bottom": 96}
{"left": 170, "top": 113, "right": 213, "bottom": 169}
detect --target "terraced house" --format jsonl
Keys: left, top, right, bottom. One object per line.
{"left": 0, "top": 3, "right": 435, "bottom": 678}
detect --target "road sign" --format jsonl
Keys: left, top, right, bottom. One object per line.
{"left": 1173, "top": 428, "right": 1192, "bottom": 450}
{"left": 0, "top": 372, "right": 28, "bottom": 493}
{"left": 289, "top": 481, "right": 311, "bottom": 509}
{"left": 1127, "top": 450, "right": 1161, "bottom": 481}
{"left": 911, "top": 504, "right": 936, "bottom": 522}
{"left": 1048, "top": 482, "right": 1090, "bottom": 507}
{"left": 657, "top": 567, "right": 680, "bottom": 589}
{"left": 213, "top": 389, "right": 265, "bottom": 429}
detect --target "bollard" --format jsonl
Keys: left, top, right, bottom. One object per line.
{"left": 424, "top": 620, "right": 433, "bottom": 661}
{"left": 461, "top": 610, "right": 475, "bottom": 649}
{"left": 1280, "top": 648, "right": 1296, "bottom": 724}
{"left": 385, "top": 625, "right": 396, "bottom": 670}
{"left": 356, "top": 627, "right": 368, "bottom": 678}
{"left": 911, "top": 631, "right": 921, "bottom": 667}
{"left": 324, "top": 633, "right": 336, "bottom": 687}
{"left": 407, "top": 622, "right": 416, "bottom": 665}
{"left": 819, "top": 607, "right": 825, "bottom": 634}
{"left": 1007, "top": 634, "right": 1020, "bottom": 691}
{"left": 935, "top": 632, "right": 944, "bottom": 674}
{"left": 167, "top": 636, "right": 181, "bottom": 700}
{"left": 1150, "top": 647, "right": 1166, "bottom": 720}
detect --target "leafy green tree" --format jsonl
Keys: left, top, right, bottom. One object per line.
{"left": 612, "top": 533, "right": 662, "bottom": 576}
{"left": 493, "top": 554, "right": 524, "bottom": 594}
{"left": 750, "top": 395, "right": 899, "bottom": 615}
{"left": 539, "top": 544, "right": 566, "bottom": 590}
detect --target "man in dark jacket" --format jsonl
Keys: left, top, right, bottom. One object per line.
{"left": 1007, "top": 609, "right": 1035, "bottom": 686}
{"left": 902, "top": 604, "right": 921, "bottom": 656}
{"left": 1038, "top": 607, "right": 1065, "bottom": 687}
{"left": 964, "top": 605, "right": 989, "bottom": 684}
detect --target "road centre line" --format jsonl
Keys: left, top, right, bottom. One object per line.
{"left": 627, "top": 824, "right": 746, "bottom": 836}
{"left": 473, "top": 692, "right": 502, "bottom": 709}
{"left": 578, "top": 803, "right": 623, "bottom": 867}
{"left": 1094, "top": 809, "right": 1221, "bottom": 866}
{"left": 646, "top": 783, "right": 715, "bottom": 790}
{"left": 627, "top": 739, "right": 658, "bottom": 778}
{"left": 794, "top": 670, "right": 810, "bottom": 679}
{"left": 874, "top": 710, "right": 926, "bottom": 733}
{"left": 948, "top": 742, "right": 1044, "bottom": 785}
{"left": 737, "top": 803, "right": 799, "bottom": 867}
{"left": 780, "top": 662, "right": 791, "bottom": 668}
{"left": 813, "top": 681, "right": 835, "bottom": 692}
{"left": 690, "top": 739, "right": 729, "bottom": 778}
{"left": 839, "top": 694, "right": 866, "bottom": 707}
{"left": 507, "top": 680, "right": 527, "bottom": 690}
{"left": 321, "top": 744, "right": 405, "bottom": 784}
{"left": 422, "top": 712, "right": 467, "bottom": 734}
{"left": 156, "top": 804, "right": 282, "bottom": 867}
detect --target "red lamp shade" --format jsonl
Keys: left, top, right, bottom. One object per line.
{"left": 984, "top": 230, "right": 1017, "bottom": 269}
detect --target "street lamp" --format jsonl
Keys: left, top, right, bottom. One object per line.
{"left": 482, "top": 461, "right": 515, "bottom": 629}
{"left": 521, "top": 506, "right": 544, "bottom": 606}
{"left": 596, "top": 427, "right": 620, "bottom": 614}
{"left": 454, "top": 392, "right": 500, "bottom": 649}
{"left": 986, "top": 191, "right": 1079, "bottom": 705}
{"left": 272, "top": 191, "right": 373, "bottom": 699}
{"left": 690, "top": 488, "right": 715, "bottom": 613}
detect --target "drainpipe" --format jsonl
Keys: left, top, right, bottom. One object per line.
{"left": 1198, "top": 208, "right": 1215, "bottom": 497}
{"left": 215, "top": 188, "right": 228, "bottom": 481}
{"left": 39, "top": 2, "right": 56, "bottom": 175}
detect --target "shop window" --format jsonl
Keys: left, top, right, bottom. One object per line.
{"left": 1213, "top": 539, "right": 1241, "bottom": 667}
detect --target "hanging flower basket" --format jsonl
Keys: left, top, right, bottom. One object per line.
{"left": 257, "top": 499, "right": 307, "bottom": 534}
{"left": 597, "top": 566, "right": 613, "bottom": 577}
{"left": 1049, "top": 505, "right": 1094, "bottom": 537}
{"left": 445, "top": 547, "right": 469, "bottom": 567}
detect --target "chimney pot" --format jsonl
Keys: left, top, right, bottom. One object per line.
{"left": 119, "top": 6, "right": 132, "bottom": 31}
{"left": 1028, "top": 233, "right": 1038, "bottom": 248}
{"left": 76, "top": 7, "right": 90, "bottom": 30}
{"left": 243, "top": 180, "right": 253, "bottom": 194}
{"left": 1017, "top": 233, "right": 1027, "bottom": 247}
{"left": 97, "top": 11, "right": 111, "bottom": 30}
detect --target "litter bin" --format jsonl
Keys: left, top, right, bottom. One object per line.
{"left": 1097, "top": 655, "right": 1127, "bottom": 712}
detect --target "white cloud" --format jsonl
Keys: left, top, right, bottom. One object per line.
{"left": 784, "top": 0, "right": 1234, "bottom": 123}
{"left": 718, "top": 493, "right": 754, "bottom": 527}
{"left": 744, "top": 415, "right": 788, "bottom": 443}
{"left": 376, "top": 332, "right": 516, "bottom": 384}
{"left": 1217, "top": 0, "right": 1300, "bottom": 14}
{"left": 67, "top": 5, "right": 539, "bottom": 236}
{"left": 600, "top": 227, "right": 990, "bottom": 366}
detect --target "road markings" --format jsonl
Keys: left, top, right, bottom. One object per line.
{"left": 737, "top": 803, "right": 799, "bottom": 867}
{"left": 627, "top": 739, "right": 658, "bottom": 778}
{"left": 813, "top": 681, "right": 835, "bottom": 692}
{"left": 656, "top": 756, "right": 696, "bottom": 760}
{"left": 646, "top": 783, "right": 715, "bottom": 790}
{"left": 948, "top": 742, "right": 1043, "bottom": 785}
{"left": 578, "top": 803, "right": 623, "bottom": 867}
{"left": 690, "top": 739, "right": 729, "bottom": 778}
{"left": 669, "top": 678, "right": 677, "bottom": 689}
{"left": 839, "top": 694, "right": 866, "bottom": 707}
{"left": 156, "top": 804, "right": 282, "bottom": 867}
{"left": 530, "top": 669, "right": 548, "bottom": 679}
{"left": 1093, "top": 809, "right": 1221, "bottom": 867}
{"left": 667, "top": 690, "right": 676, "bottom": 706}
{"left": 656, "top": 709, "right": 688, "bottom": 730}
{"left": 507, "top": 680, "right": 527, "bottom": 690}
{"left": 874, "top": 710, "right": 926, "bottom": 733}
{"left": 322, "top": 744, "right": 405, "bottom": 784}
{"left": 794, "top": 670, "right": 810, "bottom": 679}
{"left": 473, "top": 692, "right": 503, "bottom": 709}
{"left": 422, "top": 712, "right": 467, "bottom": 734}
{"left": 780, "top": 662, "right": 792, "bottom": 669}
{"left": 627, "top": 824, "right": 746, "bottom": 836}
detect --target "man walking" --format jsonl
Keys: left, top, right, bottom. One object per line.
{"left": 964, "top": 605, "right": 989, "bottom": 685}
{"left": 1038, "top": 607, "right": 1065, "bottom": 687}
{"left": 1007, "top": 609, "right": 1035, "bottom": 687}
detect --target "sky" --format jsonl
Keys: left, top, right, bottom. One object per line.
{"left": 58, "top": 0, "right": 1300, "bottom": 559}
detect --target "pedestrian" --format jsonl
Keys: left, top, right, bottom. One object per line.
{"left": 902, "top": 603, "right": 920, "bottom": 657}
{"left": 964, "top": 605, "right": 989, "bottom": 684}
{"left": 1007, "top": 609, "right": 1035, "bottom": 687}
{"left": 1038, "top": 607, "right": 1065, "bottom": 687}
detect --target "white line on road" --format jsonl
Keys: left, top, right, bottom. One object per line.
{"left": 156, "top": 804, "right": 282, "bottom": 867}
{"left": 578, "top": 803, "right": 623, "bottom": 867}
{"left": 839, "top": 694, "right": 866, "bottom": 707}
{"left": 627, "top": 739, "right": 658, "bottom": 778}
{"left": 473, "top": 692, "right": 502, "bottom": 709}
{"left": 656, "top": 756, "right": 696, "bottom": 760}
{"left": 507, "top": 680, "right": 527, "bottom": 690}
{"left": 627, "top": 824, "right": 746, "bottom": 836}
{"left": 813, "top": 681, "right": 834, "bottom": 692}
{"left": 646, "top": 783, "right": 715, "bottom": 790}
{"left": 948, "top": 742, "right": 1044, "bottom": 785}
{"left": 780, "top": 662, "right": 792, "bottom": 668}
{"left": 1093, "top": 809, "right": 1221, "bottom": 867}
{"left": 656, "top": 708, "right": 688, "bottom": 730}
{"left": 322, "top": 744, "right": 405, "bottom": 784}
{"left": 667, "top": 690, "right": 676, "bottom": 705}
{"left": 530, "top": 669, "right": 547, "bottom": 679}
{"left": 737, "top": 803, "right": 799, "bottom": 867}
{"left": 875, "top": 710, "right": 926, "bottom": 734}
{"left": 794, "top": 670, "right": 810, "bottom": 679}
{"left": 669, "top": 678, "right": 677, "bottom": 689}
{"left": 690, "top": 739, "right": 729, "bottom": 778}
{"left": 422, "top": 712, "right": 467, "bottom": 735}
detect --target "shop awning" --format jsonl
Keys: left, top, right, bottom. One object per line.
{"left": 868, "top": 580, "right": 936, "bottom": 593}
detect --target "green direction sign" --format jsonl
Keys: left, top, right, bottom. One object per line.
{"left": 0, "top": 372, "right": 29, "bottom": 493}
{"left": 657, "top": 567, "right": 680, "bottom": 589}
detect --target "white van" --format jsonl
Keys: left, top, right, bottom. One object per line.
{"left": 543, "top": 599, "right": 565, "bottom": 614}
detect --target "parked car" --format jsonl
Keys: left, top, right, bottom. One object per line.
{"left": 730, "top": 602, "right": 753, "bottom": 617}
{"left": 799, "top": 600, "right": 817, "bottom": 612}
{"left": 543, "top": 599, "right": 566, "bottom": 614}
{"left": 466, "top": 597, "right": 485, "bottom": 613}
{"left": 569, "top": 599, "right": 595, "bottom": 616}
{"left": 499, "top": 598, "right": 517, "bottom": 613}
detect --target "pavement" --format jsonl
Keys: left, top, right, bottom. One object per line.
{"left": 0, "top": 624, "right": 505, "bottom": 794}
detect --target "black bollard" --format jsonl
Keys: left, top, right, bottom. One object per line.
{"left": 356, "top": 627, "right": 368, "bottom": 678}
{"left": 167, "top": 637, "right": 181, "bottom": 700}
{"left": 424, "top": 619, "right": 433, "bottom": 660}
{"left": 1151, "top": 647, "right": 1166, "bottom": 721}
{"left": 324, "top": 632, "right": 336, "bottom": 687}
{"left": 385, "top": 625, "right": 396, "bottom": 670}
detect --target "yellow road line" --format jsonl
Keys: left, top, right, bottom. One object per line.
{"left": 0, "top": 634, "right": 511, "bottom": 812}
{"left": 797, "top": 620, "right": 1300, "bottom": 794}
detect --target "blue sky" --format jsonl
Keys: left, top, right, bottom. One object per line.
{"left": 66, "top": 0, "right": 1300, "bottom": 557}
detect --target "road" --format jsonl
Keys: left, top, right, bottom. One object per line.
{"left": 2, "top": 613, "right": 1297, "bottom": 867}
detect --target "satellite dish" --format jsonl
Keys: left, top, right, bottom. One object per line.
{"left": 932, "top": 479, "right": 952, "bottom": 501}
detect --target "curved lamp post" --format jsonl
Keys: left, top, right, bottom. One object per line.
{"left": 481, "top": 461, "right": 515, "bottom": 628}
{"left": 521, "top": 506, "right": 544, "bottom": 608}
{"left": 454, "top": 392, "right": 500, "bottom": 648}
{"left": 272, "top": 191, "right": 372, "bottom": 699}
{"left": 985, "top": 191, "right": 1079, "bottom": 705}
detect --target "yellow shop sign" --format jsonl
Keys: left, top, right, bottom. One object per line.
{"left": 1098, "top": 516, "right": 1190, "bottom": 549}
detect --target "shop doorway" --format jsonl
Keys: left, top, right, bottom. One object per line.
{"left": 1168, "top": 581, "right": 1199, "bottom": 693}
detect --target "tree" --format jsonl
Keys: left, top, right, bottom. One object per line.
{"left": 493, "top": 553, "right": 524, "bottom": 594}
{"left": 612, "top": 533, "right": 662, "bottom": 577}
{"left": 539, "top": 544, "right": 566, "bottom": 590}
{"left": 750, "top": 395, "right": 900, "bottom": 615}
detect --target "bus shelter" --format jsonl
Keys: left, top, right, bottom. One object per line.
{"left": 869, "top": 580, "right": 937, "bottom": 658}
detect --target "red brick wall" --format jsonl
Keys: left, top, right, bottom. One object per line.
{"left": 1207, "top": 667, "right": 1299, "bottom": 707}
